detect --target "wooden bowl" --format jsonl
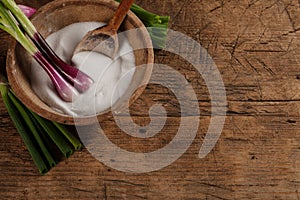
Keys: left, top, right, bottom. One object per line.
{"left": 6, "top": 0, "right": 153, "bottom": 125}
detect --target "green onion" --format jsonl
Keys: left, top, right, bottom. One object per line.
{"left": 0, "top": 81, "right": 48, "bottom": 174}
{"left": 29, "top": 112, "right": 60, "bottom": 163}
{"left": 2, "top": 0, "right": 94, "bottom": 94}
{"left": 8, "top": 91, "right": 56, "bottom": 168}
{"left": 1, "top": 0, "right": 35, "bottom": 36}
{"left": 1, "top": 75, "right": 82, "bottom": 174}
{"left": 0, "top": 4, "right": 35, "bottom": 54}
{"left": 0, "top": 2, "right": 80, "bottom": 102}
{"left": 0, "top": 0, "right": 94, "bottom": 101}
{"left": 30, "top": 111, "right": 73, "bottom": 158}
{"left": 52, "top": 122, "right": 82, "bottom": 150}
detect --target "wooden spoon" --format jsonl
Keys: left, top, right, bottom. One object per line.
{"left": 73, "top": 0, "right": 135, "bottom": 58}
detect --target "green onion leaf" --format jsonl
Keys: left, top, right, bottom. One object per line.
{"left": 0, "top": 82, "right": 48, "bottom": 174}
{"left": 29, "top": 112, "right": 60, "bottom": 163}
{"left": 0, "top": 2, "right": 36, "bottom": 54}
{"left": 30, "top": 111, "right": 73, "bottom": 158}
{"left": 8, "top": 90, "right": 56, "bottom": 168}
{"left": 52, "top": 122, "right": 82, "bottom": 150}
{"left": 1, "top": 0, "right": 36, "bottom": 36}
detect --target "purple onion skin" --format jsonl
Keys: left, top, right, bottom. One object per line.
{"left": 33, "top": 33, "right": 94, "bottom": 93}
{"left": 33, "top": 52, "right": 79, "bottom": 102}
{"left": 18, "top": 5, "right": 36, "bottom": 18}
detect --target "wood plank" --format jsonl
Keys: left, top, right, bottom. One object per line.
{"left": 1, "top": 0, "right": 300, "bottom": 199}
{"left": 1, "top": 115, "right": 300, "bottom": 199}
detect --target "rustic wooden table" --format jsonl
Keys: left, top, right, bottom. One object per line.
{"left": 1, "top": 0, "right": 300, "bottom": 199}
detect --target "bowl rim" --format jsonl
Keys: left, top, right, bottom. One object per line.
{"left": 6, "top": 0, "right": 154, "bottom": 125}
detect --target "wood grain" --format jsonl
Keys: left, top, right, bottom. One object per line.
{"left": 1, "top": 0, "right": 300, "bottom": 199}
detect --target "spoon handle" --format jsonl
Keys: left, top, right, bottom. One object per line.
{"left": 108, "top": 0, "right": 135, "bottom": 30}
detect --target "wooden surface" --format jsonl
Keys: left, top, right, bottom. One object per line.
{"left": 1, "top": 0, "right": 300, "bottom": 199}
